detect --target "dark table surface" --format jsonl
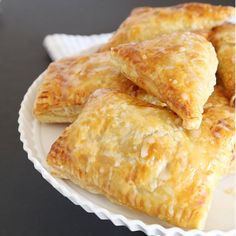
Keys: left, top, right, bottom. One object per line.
{"left": 0, "top": 0, "right": 234, "bottom": 235}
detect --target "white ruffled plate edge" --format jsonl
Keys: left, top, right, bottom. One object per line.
{"left": 43, "top": 33, "right": 112, "bottom": 60}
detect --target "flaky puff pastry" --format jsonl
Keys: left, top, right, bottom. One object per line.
{"left": 33, "top": 52, "right": 137, "bottom": 123}
{"left": 47, "top": 87, "right": 234, "bottom": 229}
{"left": 140, "top": 86, "right": 235, "bottom": 175}
{"left": 199, "top": 86, "right": 235, "bottom": 175}
{"left": 99, "top": 3, "right": 235, "bottom": 51}
{"left": 111, "top": 32, "right": 218, "bottom": 130}
{"left": 209, "top": 23, "right": 235, "bottom": 104}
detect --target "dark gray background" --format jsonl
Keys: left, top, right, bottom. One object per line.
{"left": 0, "top": 0, "right": 234, "bottom": 235}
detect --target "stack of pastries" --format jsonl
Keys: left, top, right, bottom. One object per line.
{"left": 33, "top": 3, "right": 235, "bottom": 230}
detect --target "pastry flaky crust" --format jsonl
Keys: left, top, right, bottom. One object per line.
{"left": 209, "top": 23, "right": 235, "bottom": 104}
{"left": 200, "top": 86, "right": 235, "bottom": 175}
{"left": 33, "top": 52, "right": 137, "bottom": 123}
{"left": 99, "top": 3, "right": 235, "bottom": 51}
{"left": 47, "top": 87, "right": 235, "bottom": 229}
{"left": 111, "top": 32, "right": 218, "bottom": 130}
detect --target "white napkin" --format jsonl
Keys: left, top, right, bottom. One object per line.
{"left": 43, "top": 16, "right": 235, "bottom": 61}
{"left": 43, "top": 33, "right": 112, "bottom": 61}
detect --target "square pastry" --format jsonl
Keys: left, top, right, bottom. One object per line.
{"left": 47, "top": 87, "right": 234, "bottom": 229}
{"left": 33, "top": 52, "right": 137, "bottom": 123}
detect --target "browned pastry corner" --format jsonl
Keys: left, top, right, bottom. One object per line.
{"left": 111, "top": 32, "right": 218, "bottom": 130}
{"left": 47, "top": 86, "right": 234, "bottom": 229}
{"left": 99, "top": 3, "right": 235, "bottom": 51}
{"left": 209, "top": 23, "right": 235, "bottom": 105}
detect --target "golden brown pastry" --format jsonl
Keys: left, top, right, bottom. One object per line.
{"left": 47, "top": 87, "right": 234, "bottom": 229}
{"left": 192, "top": 29, "right": 212, "bottom": 39}
{"left": 33, "top": 52, "right": 137, "bottom": 123}
{"left": 111, "top": 32, "right": 218, "bottom": 130}
{"left": 190, "top": 86, "right": 235, "bottom": 175}
{"left": 99, "top": 3, "right": 235, "bottom": 51}
{"left": 209, "top": 23, "right": 235, "bottom": 104}
{"left": 140, "top": 85, "right": 235, "bottom": 175}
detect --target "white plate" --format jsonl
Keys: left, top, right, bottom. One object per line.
{"left": 18, "top": 44, "right": 235, "bottom": 236}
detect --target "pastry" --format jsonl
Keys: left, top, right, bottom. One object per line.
{"left": 140, "top": 85, "right": 235, "bottom": 175}
{"left": 33, "top": 52, "right": 137, "bottom": 123}
{"left": 209, "top": 23, "right": 235, "bottom": 104}
{"left": 111, "top": 32, "right": 218, "bottom": 130}
{"left": 47, "top": 87, "right": 234, "bottom": 229}
{"left": 190, "top": 86, "right": 235, "bottom": 175}
{"left": 99, "top": 3, "right": 235, "bottom": 51}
